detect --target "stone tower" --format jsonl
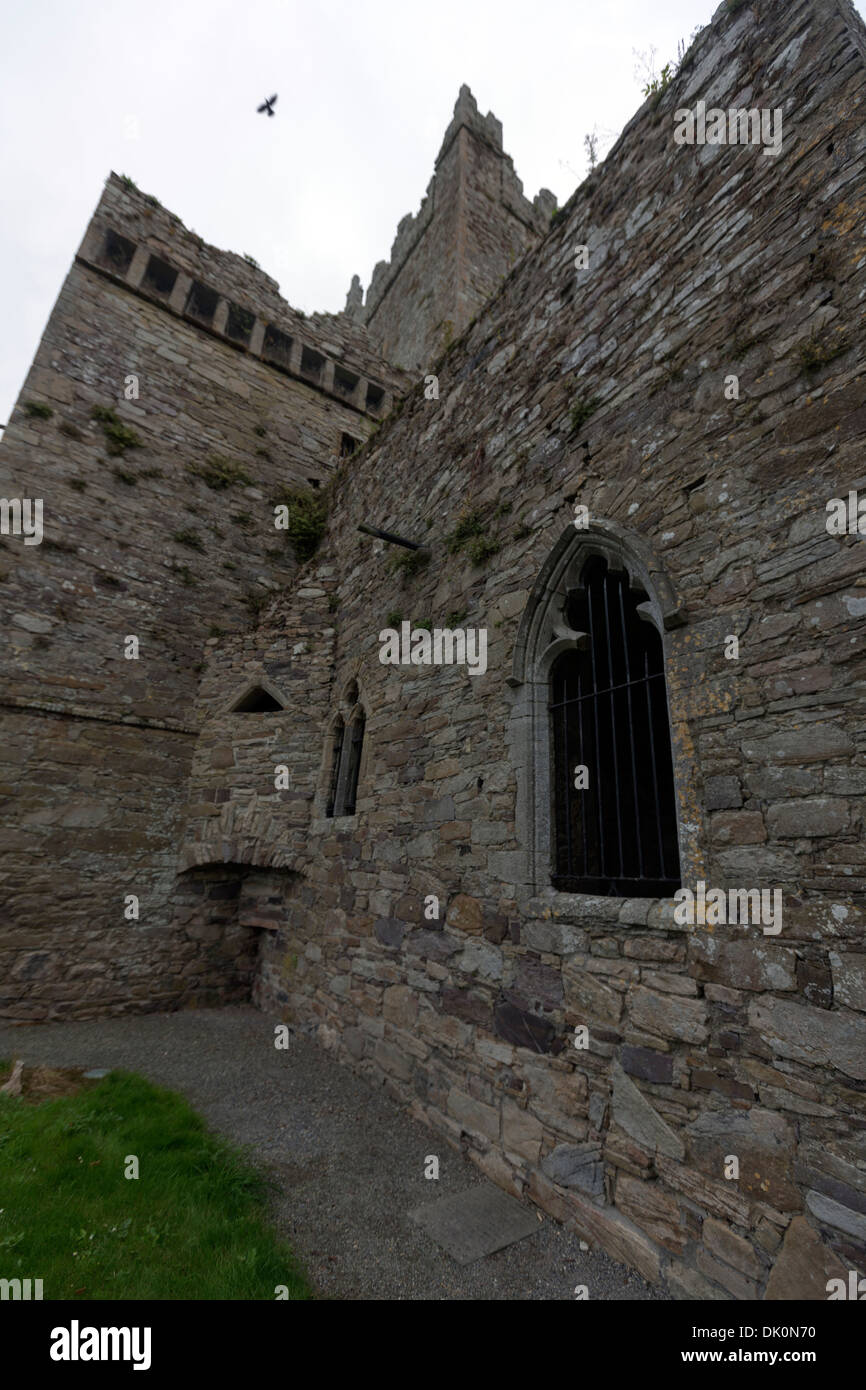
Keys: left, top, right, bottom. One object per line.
{"left": 351, "top": 85, "right": 556, "bottom": 371}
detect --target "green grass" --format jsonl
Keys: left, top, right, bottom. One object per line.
{"left": 0, "top": 1070, "right": 312, "bottom": 1300}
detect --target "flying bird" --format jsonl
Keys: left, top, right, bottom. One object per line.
{"left": 257, "top": 94, "right": 278, "bottom": 117}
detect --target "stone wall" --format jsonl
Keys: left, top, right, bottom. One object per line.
{"left": 355, "top": 85, "right": 555, "bottom": 372}
{"left": 184, "top": 0, "right": 866, "bottom": 1298}
{"left": 0, "top": 175, "right": 404, "bottom": 1020}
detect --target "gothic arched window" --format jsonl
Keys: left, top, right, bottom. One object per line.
{"left": 325, "top": 687, "right": 366, "bottom": 819}
{"left": 342, "top": 710, "right": 365, "bottom": 816}
{"left": 510, "top": 520, "right": 688, "bottom": 898}
{"left": 549, "top": 556, "right": 680, "bottom": 896}
{"left": 326, "top": 716, "right": 345, "bottom": 818}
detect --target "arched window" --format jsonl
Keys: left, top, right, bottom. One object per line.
{"left": 325, "top": 687, "right": 366, "bottom": 819}
{"left": 549, "top": 557, "right": 680, "bottom": 895}
{"left": 509, "top": 519, "right": 687, "bottom": 897}
{"left": 326, "top": 717, "right": 345, "bottom": 818}
{"left": 342, "top": 711, "right": 365, "bottom": 816}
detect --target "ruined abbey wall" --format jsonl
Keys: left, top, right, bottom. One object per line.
{"left": 176, "top": 0, "right": 866, "bottom": 1298}
{"left": 0, "top": 175, "right": 404, "bottom": 1019}
{"left": 3, "top": 0, "right": 866, "bottom": 1302}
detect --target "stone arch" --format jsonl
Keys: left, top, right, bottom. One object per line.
{"left": 510, "top": 516, "right": 686, "bottom": 688}
{"left": 178, "top": 841, "right": 297, "bottom": 874}
{"left": 506, "top": 519, "right": 699, "bottom": 899}
{"left": 170, "top": 851, "right": 303, "bottom": 1005}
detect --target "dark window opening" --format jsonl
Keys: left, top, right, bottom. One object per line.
{"left": 365, "top": 383, "right": 385, "bottom": 413}
{"left": 334, "top": 365, "right": 359, "bottom": 398}
{"left": 143, "top": 255, "right": 177, "bottom": 297}
{"left": 307, "top": 476, "right": 321, "bottom": 489}
{"left": 550, "top": 556, "right": 680, "bottom": 897}
{"left": 232, "top": 686, "right": 284, "bottom": 712}
{"left": 99, "top": 230, "right": 136, "bottom": 276}
{"left": 326, "top": 707, "right": 365, "bottom": 817}
{"left": 263, "top": 324, "right": 293, "bottom": 370}
{"left": 226, "top": 303, "right": 255, "bottom": 346}
{"left": 326, "top": 718, "right": 345, "bottom": 818}
{"left": 300, "top": 346, "right": 325, "bottom": 382}
{"left": 342, "top": 712, "right": 365, "bottom": 816}
{"left": 340, "top": 432, "right": 358, "bottom": 458}
{"left": 185, "top": 280, "right": 219, "bottom": 325}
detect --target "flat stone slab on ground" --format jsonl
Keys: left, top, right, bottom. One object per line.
{"left": 410, "top": 1183, "right": 539, "bottom": 1264}
{"left": 0, "top": 1009, "right": 666, "bottom": 1300}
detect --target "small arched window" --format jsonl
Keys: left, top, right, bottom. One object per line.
{"left": 326, "top": 717, "right": 345, "bottom": 818}
{"left": 229, "top": 680, "right": 287, "bottom": 713}
{"left": 342, "top": 710, "right": 365, "bottom": 816}
{"left": 325, "top": 698, "right": 365, "bottom": 819}
{"left": 549, "top": 556, "right": 680, "bottom": 896}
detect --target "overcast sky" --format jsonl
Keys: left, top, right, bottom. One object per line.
{"left": 1, "top": 0, "right": 862, "bottom": 426}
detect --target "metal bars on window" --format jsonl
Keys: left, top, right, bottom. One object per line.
{"left": 550, "top": 557, "right": 681, "bottom": 896}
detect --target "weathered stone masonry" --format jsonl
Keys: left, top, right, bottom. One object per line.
{"left": 350, "top": 83, "right": 555, "bottom": 371}
{"left": 4, "top": 0, "right": 866, "bottom": 1300}
{"left": 0, "top": 173, "right": 404, "bottom": 1017}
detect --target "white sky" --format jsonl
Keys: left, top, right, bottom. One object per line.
{"left": 1, "top": 0, "right": 863, "bottom": 426}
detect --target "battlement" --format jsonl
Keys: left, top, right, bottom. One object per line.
{"left": 434, "top": 82, "right": 555, "bottom": 228}
{"left": 81, "top": 174, "right": 406, "bottom": 418}
{"left": 348, "top": 86, "right": 556, "bottom": 371}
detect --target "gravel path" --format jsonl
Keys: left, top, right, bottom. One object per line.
{"left": 0, "top": 1007, "right": 668, "bottom": 1301}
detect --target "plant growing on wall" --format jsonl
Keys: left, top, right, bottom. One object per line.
{"left": 447, "top": 507, "right": 501, "bottom": 566}
{"left": 91, "top": 406, "right": 143, "bottom": 456}
{"left": 172, "top": 529, "right": 206, "bottom": 552}
{"left": 799, "top": 329, "right": 849, "bottom": 373}
{"left": 569, "top": 394, "right": 601, "bottom": 432}
{"left": 388, "top": 547, "right": 430, "bottom": 582}
{"left": 273, "top": 485, "right": 328, "bottom": 562}
{"left": 186, "top": 455, "right": 253, "bottom": 490}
